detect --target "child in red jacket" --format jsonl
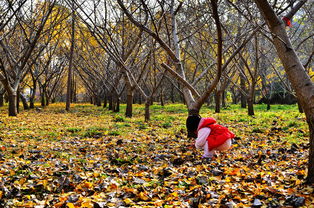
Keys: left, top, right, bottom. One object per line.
{"left": 186, "top": 114, "right": 235, "bottom": 158}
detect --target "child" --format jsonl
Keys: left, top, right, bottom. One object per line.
{"left": 186, "top": 114, "right": 235, "bottom": 159}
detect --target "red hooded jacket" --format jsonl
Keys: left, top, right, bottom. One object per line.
{"left": 197, "top": 117, "right": 235, "bottom": 151}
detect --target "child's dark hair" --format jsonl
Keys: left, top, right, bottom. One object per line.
{"left": 186, "top": 114, "right": 201, "bottom": 138}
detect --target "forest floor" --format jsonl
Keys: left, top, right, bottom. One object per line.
{"left": 0, "top": 103, "right": 313, "bottom": 208}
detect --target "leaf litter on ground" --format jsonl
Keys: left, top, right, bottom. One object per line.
{"left": 0, "top": 103, "right": 313, "bottom": 207}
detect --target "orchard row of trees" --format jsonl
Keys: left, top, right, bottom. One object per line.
{"left": 1, "top": 0, "right": 313, "bottom": 182}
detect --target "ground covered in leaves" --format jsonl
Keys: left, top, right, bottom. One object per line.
{"left": 0, "top": 103, "right": 313, "bottom": 207}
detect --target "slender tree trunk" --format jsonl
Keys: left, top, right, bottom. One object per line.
{"left": 125, "top": 89, "right": 133, "bottom": 117}
{"left": 247, "top": 85, "right": 255, "bottom": 116}
{"left": 20, "top": 93, "right": 29, "bottom": 110}
{"left": 267, "top": 98, "right": 271, "bottom": 110}
{"left": 138, "top": 93, "right": 142, "bottom": 105}
{"left": 16, "top": 89, "right": 20, "bottom": 113}
{"left": 29, "top": 82, "right": 36, "bottom": 109}
{"left": 40, "top": 89, "right": 45, "bottom": 107}
{"left": 96, "top": 95, "right": 101, "bottom": 106}
{"left": 308, "top": 118, "right": 314, "bottom": 183}
{"left": 240, "top": 74, "right": 246, "bottom": 108}
{"left": 215, "top": 90, "right": 221, "bottom": 113}
{"left": 125, "top": 86, "right": 134, "bottom": 118}
{"left": 247, "top": 97, "right": 254, "bottom": 116}
{"left": 145, "top": 99, "right": 150, "bottom": 122}
{"left": 45, "top": 94, "right": 50, "bottom": 106}
{"left": 66, "top": 0, "right": 75, "bottom": 111}
{"left": 108, "top": 94, "right": 113, "bottom": 110}
{"left": 8, "top": 92, "right": 17, "bottom": 116}
{"left": 221, "top": 90, "right": 226, "bottom": 108}
{"left": 0, "top": 92, "right": 4, "bottom": 107}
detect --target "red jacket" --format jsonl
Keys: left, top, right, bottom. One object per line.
{"left": 197, "top": 117, "right": 235, "bottom": 151}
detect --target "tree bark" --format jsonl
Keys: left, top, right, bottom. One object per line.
{"left": 247, "top": 97, "right": 254, "bottom": 116}
{"left": 20, "top": 93, "right": 29, "bottom": 110}
{"left": 66, "top": 0, "right": 75, "bottom": 111}
{"left": 222, "top": 90, "right": 226, "bottom": 108}
{"left": 0, "top": 93, "right": 3, "bottom": 107}
{"left": 125, "top": 89, "right": 133, "bottom": 117}
{"left": 297, "top": 99, "right": 304, "bottom": 113}
{"left": 214, "top": 90, "right": 221, "bottom": 113}
{"left": 8, "top": 92, "right": 17, "bottom": 116}
{"left": 96, "top": 96, "right": 101, "bottom": 106}
{"left": 240, "top": 73, "right": 247, "bottom": 108}
{"left": 29, "top": 81, "right": 36, "bottom": 109}
{"left": 145, "top": 99, "right": 150, "bottom": 122}
{"left": 108, "top": 94, "right": 113, "bottom": 110}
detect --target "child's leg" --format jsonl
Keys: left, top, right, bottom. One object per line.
{"left": 215, "top": 139, "right": 232, "bottom": 151}
{"left": 203, "top": 141, "right": 215, "bottom": 158}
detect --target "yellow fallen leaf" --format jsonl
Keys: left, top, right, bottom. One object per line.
{"left": 66, "top": 203, "right": 75, "bottom": 208}
{"left": 139, "top": 191, "right": 150, "bottom": 201}
{"left": 124, "top": 198, "right": 134, "bottom": 205}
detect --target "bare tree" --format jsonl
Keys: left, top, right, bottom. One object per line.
{"left": 0, "top": 0, "right": 56, "bottom": 116}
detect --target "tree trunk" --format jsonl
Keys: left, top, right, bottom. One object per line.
{"left": 214, "top": 90, "right": 221, "bottom": 113}
{"left": 96, "top": 96, "right": 101, "bottom": 106}
{"left": 247, "top": 85, "right": 255, "bottom": 116}
{"left": 30, "top": 79, "right": 36, "bottom": 109}
{"left": 20, "top": 93, "right": 29, "bottom": 110}
{"left": 145, "top": 100, "right": 150, "bottom": 122}
{"left": 108, "top": 95, "right": 113, "bottom": 110}
{"left": 45, "top": 94, "right": 50, "bottom": 106}
{"left": 231, "top": 88, "right": 237, "bottom": 104}
{"left": 8, "top": 92, "right": 17, "bottom": 116}
{"left": 240, "top": 74, "right": 246, "bottom": 108}
{"left": 297, "top": 99, "right": 304, "bottom": 113}
{"left": 308, "top": 118, "right": 314, "bottom": 183}
{"left": 40, "top": 89, "right": 45, "bottom": 107}
{"left": 221, "top": 90, "right": 226, "bottom": 108}
{"left": 125, "top": 90, "right": 133, "bottom": 117}
{"left": 247, "top": 97, "right": 254, "bottom": 116}
{"left": 0, "top": 93, "right": 4, "bottom": 107}
{"left": 66, "top": 1, "right": 75, "bottom": 111}
{"left": 137, "top": 93, "right": 142, "bottom": 105}
{"left": 267, "top": 98, "right": 271, "bottom": 110}
{"left": 16, "top": 89, "right": 20, "bottom": 113}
